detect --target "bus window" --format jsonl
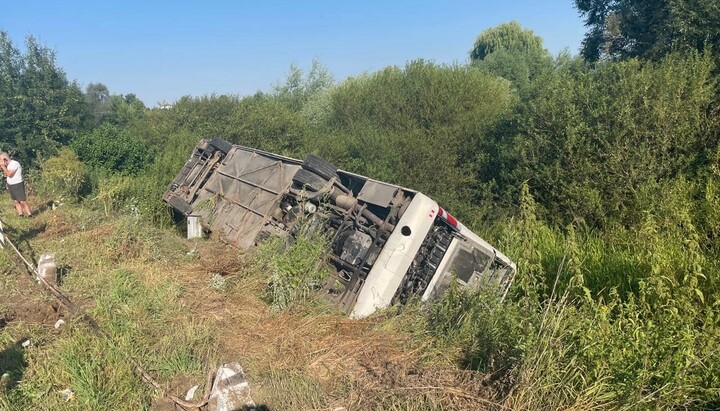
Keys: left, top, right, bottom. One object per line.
{"left": 452, "top": 247, "right": 492, "bottom": 284}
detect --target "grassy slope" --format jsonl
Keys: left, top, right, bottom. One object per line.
{"left": 0, "top": 195, "right": 497, "bottom": 410}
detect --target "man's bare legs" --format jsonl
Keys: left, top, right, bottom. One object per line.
{"left": 15, "top": 200, "right": 31, "bottom": 217}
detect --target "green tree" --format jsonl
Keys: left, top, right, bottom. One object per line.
{"left": 470, "top": 21, "right": 547, "bottom": 61}
{"left": 576, "top": 0, "right": 720, "bottom": 61}
{"left": 502, "top": 52, "right": 717, "bottom": 226}
{"left": 273, "top": 58, "right": 334, "bottom": 112}
{"left": 106, "top": 93, "right": 146, "bottom": 126}
{"left": 84, "top": 82, "right": 111, "bottom": 125}
{"left": 470, "top": 21, "right": 553, "bottom": 96}
{"left": 0, "top": 32, "right": 84, "bottom": 165}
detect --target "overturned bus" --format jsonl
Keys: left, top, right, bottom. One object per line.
{"left": 164, "top": 138, "right": 516, "bottom": 318}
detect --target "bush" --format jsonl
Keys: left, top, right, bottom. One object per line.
{"left": 253, "top": 222, "right": 330, "bottom": 311}
{"left": 94, "top": 174, "right": 133, "bottom": 216}
{"left": 37, "top": 147, "right": 88, "bottom": 202}
{"left": 428, "top": 284, "right": 527, "bottom": 375}
{"left": 71, "top": 123, "right": 150, "bottom": 174}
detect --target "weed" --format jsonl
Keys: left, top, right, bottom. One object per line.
{"left": 252, "top": 223, "right": 330, "bottom": 311}
{"left": 208, "top": 273, "right": 226, "bottom": 292}
{"left": 36, "top": 148, "right": 89, "bottom": 203}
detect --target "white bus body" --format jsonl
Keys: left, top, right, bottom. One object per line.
{"left": 164, "top": 138, "right": 516, "bottom": 317}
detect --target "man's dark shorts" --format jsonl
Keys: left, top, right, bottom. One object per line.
{"left": 7, "top": 182, "right": 27, "bottom": 201}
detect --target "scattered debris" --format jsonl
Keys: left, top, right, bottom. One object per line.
{"left": 208, "top": 363, "right": 255, "bottom": 411}
{"left": 54, "top": 319, "right": 65, "bottom": 329}
{"left": 21, "top": 339, "right": 30, "bottom": 348}
{"left": 60, "top": 388, "right": 75, "bottom": 402}
{"left": 185, "top": 384, "right": 199, "bottom": 401}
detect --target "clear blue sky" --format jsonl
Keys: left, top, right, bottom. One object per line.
{"left": 2, "top": 1, "right": 586, "bottom": 106}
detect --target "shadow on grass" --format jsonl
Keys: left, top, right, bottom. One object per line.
{"left": 16, "top": 223, "right": 47, "bottom": 245}
{"left": 0, "top": 336, "right": 29, "bottom": 392}
{"left": 32, "top": 200, "right": 54, "bottom": 217}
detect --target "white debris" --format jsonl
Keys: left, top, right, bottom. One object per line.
{"left": 60, "top": 388, "right": 75, "bottom": 401}
{"left": 185, "top": 384, "right": 199, "bottom": 401}
{"left": 37, "top": 253, "right": 58, "bottom": 285}
{"left": 54, "top": 319, "right": 65, "bottom": 329}
{"left": 208, "top": 363, "right": 255, "bottom": 411}
{"left": 21, "top": 340, "right": 30, "bottom": 348}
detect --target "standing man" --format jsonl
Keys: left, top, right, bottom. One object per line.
{"left": 0, "top": 153, "right": 31, "bottom": 217}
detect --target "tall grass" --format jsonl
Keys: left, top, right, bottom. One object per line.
{"left": 422, "top": 183, "right": 720, "bottom": 410}
{"left": 252, "top": 221, "right": 330, "bottom": 311}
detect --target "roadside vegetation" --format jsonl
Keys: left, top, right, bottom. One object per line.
{"left": 1, "top": 2, "right": 720, "bottom": 409}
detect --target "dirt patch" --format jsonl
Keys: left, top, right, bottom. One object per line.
{"left": 0, "top": 262, "right": 66, "bottom": 329}
{"left": 38, "top": 213, "right": 77, "bottom": 239}
{"left": 150, "top": 373, "right": 205, "bottom": 411}
{"left": 2, "top": 295, "right": 64, "bottom": 327}
{"left": 197, "top": 292, "right": 499, "bottom": 409}
{"left": 192, "top": 241, "right": 248, "bottom": 276}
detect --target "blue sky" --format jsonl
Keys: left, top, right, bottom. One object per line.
{"left": 2, "top": 1, "right": 586, "bottom": 106}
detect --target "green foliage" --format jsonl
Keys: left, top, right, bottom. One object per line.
{"left": 0, "top": 32, "right": 84, "bottom": 165}
{"left": 168, "top": 93, "right": 307, "bottom": 156}
{"left": 273, "top": 59, "right": 334, "bottom": 112}
{"left": 84, "top": 82, "right": 110, "bottom": 125}
{"left": 71, "top": 123, "right": 150, "bottom": 174}
{"left": 310, "top": 60, "right": 513, "bottom": 218}
{"left": 37, "top": 147, "right": 88, "bottom": 202}
{"left": 123, "top": 130, "right": 200, "bottom": 226}
{"left": 470, "top": 21, "right": 554, "bottom": 96}
{"left": 83, "top": 83, "right": 146, "bottom": 127}
{"left": 576, "top": 0, "right": 720, "bottom": 61}
{"left": 471, "top": 21, "right": 547, "bottom": 61}
{"left": 428, "top": 284, "right": 526, "bottom": 374}
{"left": 94, "top": 174, "right": 132, "bottom": 216}
{"left": 500, "top": 52, "right": 717, "bottom": 226}
{"left": 253, "top": 224, "right": 330, "bottom": 311}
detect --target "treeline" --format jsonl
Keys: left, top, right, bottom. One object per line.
{"left": 1, "top": 2, "right": 719, "bottom": 408}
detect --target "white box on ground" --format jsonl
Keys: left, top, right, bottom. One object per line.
{"left": 187, "top": 215, "right": 203, "bottom": 239}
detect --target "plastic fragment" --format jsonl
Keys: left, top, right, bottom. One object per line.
{"left": 185, "top": 384, "right": 199, "bottom": 401}
{"left": 60, "top": 388, "right": 75, "bottom": 401}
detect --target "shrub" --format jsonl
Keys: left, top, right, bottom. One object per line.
{"left": 428, "top": 284, "right": 527, "bottom": 375}
{"left": 37, "top": 147, "right": 88, "bottom": 202}
{"left": 253, "top": 222, "right": 330, "bottom": 311}
{"left": 71, "top": 123, "right": 150, "bottom": 174}
{"left": 94, "top": 174, "right": 132, "bottom": 216}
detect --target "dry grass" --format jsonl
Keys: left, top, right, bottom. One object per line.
{"left": 168, "top": 265, "right": 501, "bottom": 410}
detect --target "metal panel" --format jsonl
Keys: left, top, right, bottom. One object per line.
{"left": 193, "top": 147, "right": 301, "bottom": 248}
{"left": 357, "top": 180, "right": 398, "bottom": 208}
